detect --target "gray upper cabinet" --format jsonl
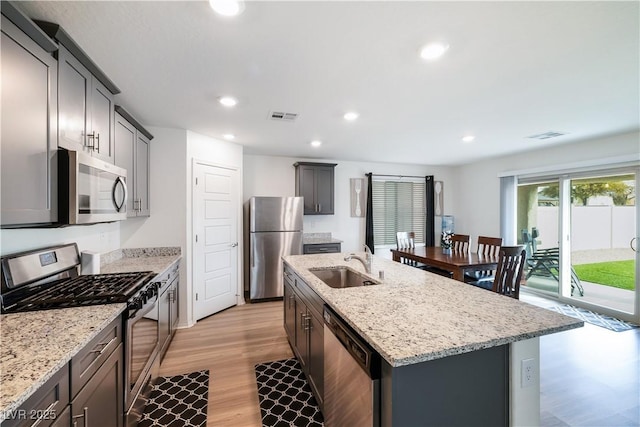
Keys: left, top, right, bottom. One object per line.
{"left": 294, "top": 162, "right": 337, "bottom": 215}
{"left": 35, "top": 21, "right": 120, "bottom": 163}
{"left": 0, "top": 13, "right": 58, "bottom": 227}
{"left": 114, "top": 106, "right": 152, "bottom": 217}
{"left": 57, "top": 45, "right": 114, "bottom": 163}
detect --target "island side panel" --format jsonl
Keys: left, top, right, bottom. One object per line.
{"left": 510, "top": 337, "right": 541, "bottom": 426}
{"left": 381, "top": 344, "right": 509, "bottom": 427}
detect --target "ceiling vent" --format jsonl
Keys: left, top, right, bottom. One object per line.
{"left": 269, "top": 111, "right": 298, "bottom": 122}
{"left": 527, "top": 131, "right": 566, "bottom": 140}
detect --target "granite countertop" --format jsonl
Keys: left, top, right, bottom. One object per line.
{"left": 100, "top": 247, "right": 181, "bottom": 275}
{"left": 283, "top": 253, "right": 583, "bottom": 367}
{"left": 302, "top": 232, "right": 342, "bottom": 245}
{"left": 0, "top": 304, "right": 126, "bottom": 420}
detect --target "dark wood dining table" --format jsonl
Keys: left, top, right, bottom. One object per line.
{"left": 390, "top": 247, "right": 499, "bottom": 282}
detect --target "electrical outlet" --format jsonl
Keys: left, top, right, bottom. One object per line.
{"left": 521, "top": 358, "right": 535, "bottom": 388}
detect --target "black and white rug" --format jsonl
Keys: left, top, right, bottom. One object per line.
{"left": 547, "top": 305, "right": 639, "bottom": 332}
{"left": 254, "top": 358, "right": 324, "bottom": 427}
{"left": 138, "top": 370, "right": 209, "bottom": 427}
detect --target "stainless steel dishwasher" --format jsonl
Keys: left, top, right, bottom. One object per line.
{"left": 323, "top": 306, "right": 380, "bottom": 427}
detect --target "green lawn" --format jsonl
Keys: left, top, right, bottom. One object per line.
{"left": 573, "top": 260, "right": 636, "bottom": 291}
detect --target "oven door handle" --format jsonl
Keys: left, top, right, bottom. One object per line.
{"left": 113, "top": 176, "right": 128, "bottom": 213}
{"left": 129, "top": 295, "right": 158, "bottom": 321}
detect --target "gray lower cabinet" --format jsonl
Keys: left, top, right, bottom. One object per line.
{"left": 2, "top": 364, "right": 69, "bottom": 427}
{"left": 294, "top": 162, "right": 337, "bottom": 215}
{"left": 0, "top": 14, "right": 58, "bottom": 227}
{"left": 70, "top": 343, "right": 124, "bottom": 427}
{"left": 114, "top": 107, "right": 153, "bottom": 217}
{"left": 283, "top": 266, "right": 324, "bottom": 411}
{"left": 303, "top": 243, "right": 341, "bottom": 254}
{"left": 4, "top": 315, "right": 123, "bottom": 427}
{"left": 157, "top": 262, "right": 180, "bottom": 361}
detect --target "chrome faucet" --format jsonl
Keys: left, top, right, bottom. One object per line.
{"left": 344, "top": 244, "right": 373, "bottom": 273}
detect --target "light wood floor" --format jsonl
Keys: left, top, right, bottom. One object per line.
{"left": 159, "top": 301, "right": 292, "bottom": 426}
{"left": 161, "top": 297, "right": 640, "bottom": 427}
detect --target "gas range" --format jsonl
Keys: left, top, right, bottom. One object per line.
{"left": 0, "top": 244, "right": 156, "bottom": 316}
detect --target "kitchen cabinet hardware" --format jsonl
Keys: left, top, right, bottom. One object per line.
{"left": 294, "top": 162, "right": 336, "bottom": 215}
{"left": 89, "top": 335, "right": 117, "bottom": 355}
{"left": 71, "top": 407, "right": 88, "bottom": 427}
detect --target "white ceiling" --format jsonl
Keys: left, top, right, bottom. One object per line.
{"left": 14, "top": 1, "right": 640, "bottom": 166}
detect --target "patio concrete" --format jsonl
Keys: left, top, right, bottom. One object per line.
{"left": 525, "top": 276, "right": 635, "bottom": 313}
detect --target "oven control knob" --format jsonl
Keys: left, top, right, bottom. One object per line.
{"left": 128, "top": 298, "right": 142, "bottom": 312}
{"left": 145, "top": 287, "right": 155, "bottom": 298}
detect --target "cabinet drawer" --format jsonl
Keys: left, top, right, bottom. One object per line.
{"left": 303, "top": 243, "right": 341, "bottom": 254}
{"left": 70, "top": 316, "right": 122, "bottom": 398}
{"left": 3, "top": 365, "right": 69, "bottom": 427}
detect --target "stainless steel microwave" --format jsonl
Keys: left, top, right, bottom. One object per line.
{"left": 59, "top": 149, "right": 128, "bottom": 225}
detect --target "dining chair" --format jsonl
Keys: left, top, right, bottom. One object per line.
{"left": 396, "top": 232, "right": 452, "bottom": 277}
{"left": 491, "top": 246, "right": 526, "bottom": 299}
{"left": 451, "top": 234, "right": 470, "bottom": 253}
{"left": 464, "top": 236, "right": 502, "bottom": 285}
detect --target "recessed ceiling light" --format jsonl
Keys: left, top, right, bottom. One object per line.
{"left": 209, "top": 0, "right": 245, "bottom": 16}
{"left": 344, "top": 112, "right": 359, "bottom": 121}
{"left": 219, "top": 96, "right": 238, "bottom": 107}
{"left": 310, "top": 140, "right": 322, "bottom": 148}
{"left": 223, "top": 134, "right": 235, "bottom": 140}
{"left": 420, "top": 42, "right": 449, "bottom": 61}
{"left": 462, "top": 135, "right": 475, "bottom": 143}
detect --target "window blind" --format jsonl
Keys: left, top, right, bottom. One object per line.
{"left": 372, "top": 180, "right": 426, "bottom": 245}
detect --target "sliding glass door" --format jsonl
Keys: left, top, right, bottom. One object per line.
{"left": 567, "top": 172, "right": 636, "bottom": 315}
{"left": 516, "top": 168, "right": 639, "bottom": 323}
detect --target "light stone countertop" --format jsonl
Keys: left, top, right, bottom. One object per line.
{"left": 302, "top": 233, "right": 342, "bottom": 245}
{"left": 0, "top": 304, "right": 126, "bottom": 420}
{"left": 100, "top": 247, "right": 181, "bottom": 275}
{"left": 283, "top": 253, "right": 583, "bottom": 367}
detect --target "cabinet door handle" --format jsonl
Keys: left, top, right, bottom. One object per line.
{"left": 86, "top": 132, "right": 96, "bottom": 150}
{"left": 29, "top": 401, "right": 57, "bottom": 427}
{"left": 304, "top": 314, "right": 311, "bottom": 331}
{"left": 95, "top": 132, "right": 100, "bottom": 152}
{"left": 89, "top": 335, "right": 117, "bottom": 355}
{"left": 318, "top": 203, "right": 321, "bottom": 212}
{"left": 72, "top": 407, "right": 88, "bottom": 427}
{"left": 288, "top": 294, "right": 294, "bottom": 309}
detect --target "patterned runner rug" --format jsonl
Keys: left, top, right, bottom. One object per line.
{"left": 254, "top": 358, "right": 324, "bottom": 427}
{"left": 547, "top": 305, "right": 639, "bottom": 332}
{"left": 138, "top": 370, "right": 209, "bottom": 427}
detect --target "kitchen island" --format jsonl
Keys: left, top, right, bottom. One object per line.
{"left": 283, "top": 252, "right": 583, "bottom": 426}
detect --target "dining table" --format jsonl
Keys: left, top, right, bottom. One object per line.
{"left": 390, "top": 246, "right": 499, "bottom": 282}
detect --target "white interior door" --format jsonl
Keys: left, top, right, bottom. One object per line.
{"left": 193, "top": 162, "right": 238, "bottom": 321}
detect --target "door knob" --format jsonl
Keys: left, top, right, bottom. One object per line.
{"left": 230, "top": 242, "right": 238, "bottom": 247}
{"left": 632, "top": 237, "right": 637, "bottom": 252}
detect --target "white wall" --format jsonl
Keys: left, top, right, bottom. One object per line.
{"left": 123, "top": 127, "right": 244, "bottom": 328}
{"left": 1, "top": 222, "right": 120, "bottom": 256}
{"left": 453, "top": 131, "right": 640, "bottom": 243}
{"left": 120, "top": 127, "right": 188, "bottom": 248}
{"left": 243, "top": 154, "right": 456, "bottom": 253}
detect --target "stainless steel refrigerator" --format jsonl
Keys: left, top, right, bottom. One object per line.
{"left": 247, "top": 196, "right": 303, "bottom": 301}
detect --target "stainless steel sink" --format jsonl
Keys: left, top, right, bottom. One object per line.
{"left": 310, "top": 267, "right": 380, "bottom": 289}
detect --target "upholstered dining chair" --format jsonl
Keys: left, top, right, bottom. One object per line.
{"left": 491, "top": 246, "right": 527, "bottom": 299}
{"left": 451, "top": 234, "right": 470, "bottom": 253}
